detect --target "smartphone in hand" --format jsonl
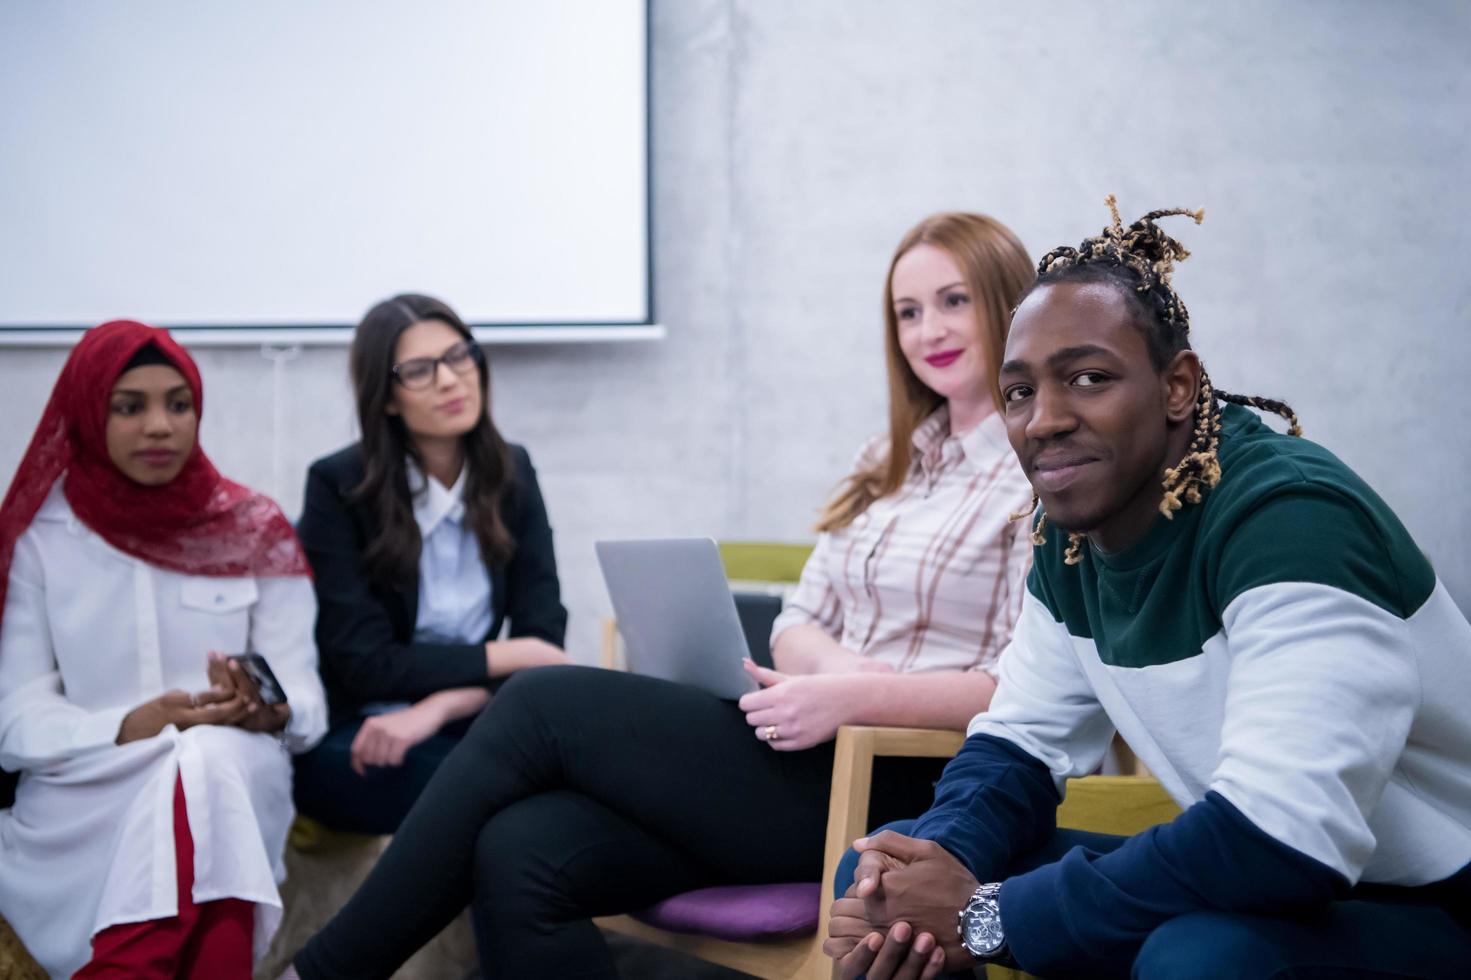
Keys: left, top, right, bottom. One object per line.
{"left": 227, "top": 653, "right": 288, "bottom": 706}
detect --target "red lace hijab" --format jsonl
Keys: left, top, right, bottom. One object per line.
{"left": 0, "top": 320, "right": 309, "bottom": 632}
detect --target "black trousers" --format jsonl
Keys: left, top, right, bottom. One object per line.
{"left": 295, "top": 665, "right": 943, "bottom": 980}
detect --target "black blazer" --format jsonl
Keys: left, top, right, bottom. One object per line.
{"left": 297, "top": 442, "right": 567, "bottom": 719}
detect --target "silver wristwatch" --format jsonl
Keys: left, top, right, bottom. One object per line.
{"left": 958, "top": 882, "right": 1007, "bottom": 960}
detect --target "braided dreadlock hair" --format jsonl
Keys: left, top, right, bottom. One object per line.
{"left": 1011, "top": 196, "right": 1303, "bottom": 565}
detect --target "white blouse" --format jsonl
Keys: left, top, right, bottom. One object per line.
{"left": 0, "top": 483, "right": 327, "bottom": 977}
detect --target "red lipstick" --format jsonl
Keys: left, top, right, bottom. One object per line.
{"left": 924, "top": 349, "right": 963, "bottom": 368}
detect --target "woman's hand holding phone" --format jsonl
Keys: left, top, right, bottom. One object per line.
{"left": 207, "top": 651, "right": 290, "bottom": 734}
{"left": 116, "top": 686, "right": 251, "bottom": 744}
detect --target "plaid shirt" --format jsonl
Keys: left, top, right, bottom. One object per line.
{"left": 772, "top": 407, "right": 1034, "bottom": 677}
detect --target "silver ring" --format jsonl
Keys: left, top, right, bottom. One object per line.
{"left": 763, "top": 725, "right": 779, "bottom": 742}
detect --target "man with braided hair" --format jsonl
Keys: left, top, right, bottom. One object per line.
{"left": 824, "top": 199, "right": 1471, "bottom": 979}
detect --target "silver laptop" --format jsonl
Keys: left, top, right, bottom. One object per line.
{"left": 595, "top": 537, "right": 759, "bottom": 700}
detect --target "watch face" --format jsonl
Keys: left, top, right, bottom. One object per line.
{"left": 963, "top": 900, "right": 1005, "bottom": 956}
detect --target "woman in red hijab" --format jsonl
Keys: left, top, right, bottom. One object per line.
{"left": 0, "top": 321, "right": 327, "bottom": 979}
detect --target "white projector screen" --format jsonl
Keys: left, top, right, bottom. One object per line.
{"left": 0, "top": 0, "right": 650, "bottom": 340}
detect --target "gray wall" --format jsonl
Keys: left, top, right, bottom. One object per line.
{"left": 3, "top": 0, "right": 1467, "bottom": 661}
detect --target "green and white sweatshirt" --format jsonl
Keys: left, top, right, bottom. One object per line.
{"left": 912, "top": 403, "right": 1471, "bottom": 973}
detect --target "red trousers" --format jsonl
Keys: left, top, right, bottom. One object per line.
{"left": 74, "top": 776, "right": 253, "bottom": 979}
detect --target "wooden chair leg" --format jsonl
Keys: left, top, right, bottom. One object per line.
{"left": 600, "top": 619, "right": 624, "bottom": 671}
{"left": 809, "top": 727, "right": 967, "bottom": 980}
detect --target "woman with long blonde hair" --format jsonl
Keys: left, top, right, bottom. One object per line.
{"left": 287, "top": 213, "right": 1037, "bottom": 980}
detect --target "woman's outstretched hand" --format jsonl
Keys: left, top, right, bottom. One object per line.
{"left": 485, "top": 637, "right": 569, "bottom": 677}
{"left": 349, "top": 704, "right": 442, "bottom": 775}
{"left": 349, "top": 687, "right": 489, "bottom": 775}
{"left": 738, "top": 660, "right": 858, "bottom": 751}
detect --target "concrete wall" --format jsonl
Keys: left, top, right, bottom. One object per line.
{"left": 3, "top": 0, "right": 1467, "bottom": 661}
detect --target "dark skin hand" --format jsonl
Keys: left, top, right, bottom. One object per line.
{"left": 116, "top": 686, "right": 252, "bottom": 744}
{"left": 206, "top": 651, "right": 290, "bottom": 733}
{"left": 823, "top": 831, "right": 981, "bottom": 977}
{"left": 836, "top": 919, "right": 947, "bottom": 980}
{"left": 830, "top": 893, "right": 950, "bottom": 979}
{"left": 115, "top": 653, "right": 289, "bottom": 745}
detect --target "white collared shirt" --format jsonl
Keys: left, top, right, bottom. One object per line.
{"left": 0, "top": 482, "right": 327, "bottom": 976}
{"left": 407, "top": 458, "right": 494, "bottom": 646}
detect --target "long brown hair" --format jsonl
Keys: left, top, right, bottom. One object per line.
{"left": 349, "top": 293, "right": 516, "bottom": 588}
{"left": 816, "top": 213, "right": 1034, "bottom": 532}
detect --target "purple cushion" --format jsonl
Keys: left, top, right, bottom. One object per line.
{"left": 632, "top": 882, "right": 822, "bottom": 942}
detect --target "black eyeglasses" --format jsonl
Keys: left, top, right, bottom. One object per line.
{"left": 390, "top": 340, "right": 483, "bottom": 390}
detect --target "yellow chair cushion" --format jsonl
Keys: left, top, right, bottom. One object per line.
{"left": 717, "top": 541, "right": 813, "bottom": 584}
{"left": 1056, "top": 775, "right": 1181, "bottom": 835}
{"left": 287, "top": 813, "right": 382, "bottom": 854}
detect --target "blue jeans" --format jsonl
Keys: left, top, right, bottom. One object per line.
{"left": 835, "top": 820, "right": 1471, "bottom": 979}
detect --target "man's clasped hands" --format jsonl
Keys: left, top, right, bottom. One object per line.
{"left": 825, "top": 831, "right": 985, "bottom": 980}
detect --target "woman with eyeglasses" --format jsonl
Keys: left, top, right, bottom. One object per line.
{"left": 286, "top": 214, "right": 1040, "bottom": 980}
{"left": 291, "top": 294, "right": 568, "bottom": 835}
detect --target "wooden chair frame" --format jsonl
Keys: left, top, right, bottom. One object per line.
{"left": 596, "top": 614, "right": 1171, "bottom": 979}
{"left": 595, "top": 724, "right": 965, "bottom": 980}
